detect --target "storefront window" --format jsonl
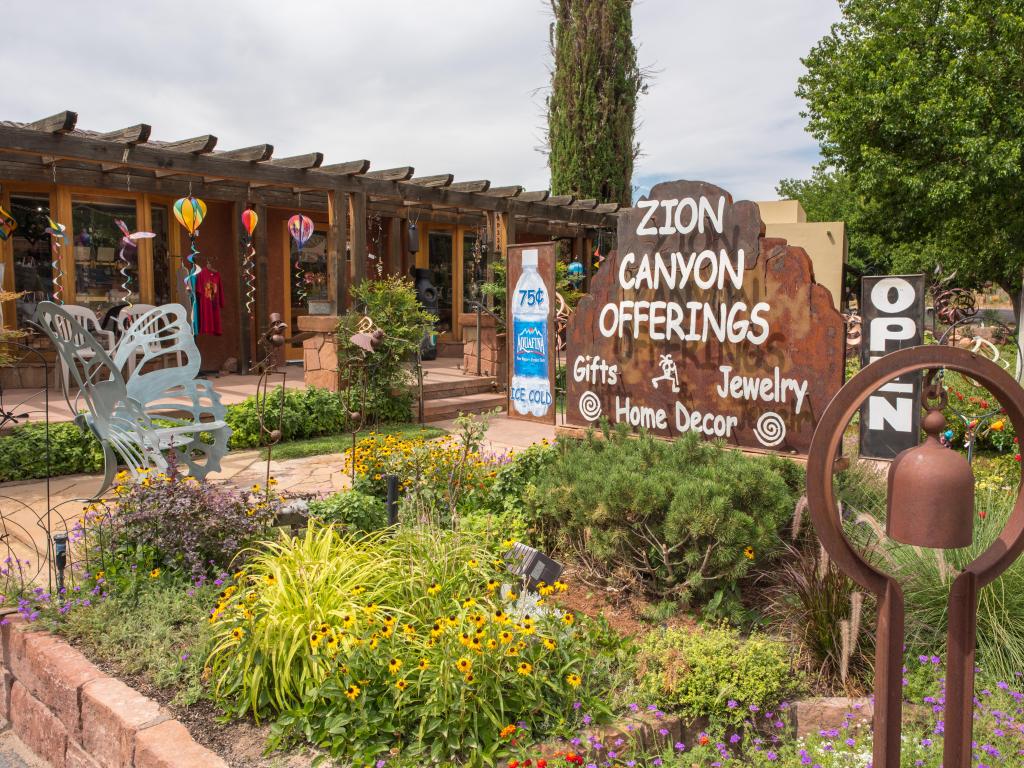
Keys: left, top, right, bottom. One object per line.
{"left": 10, "top": 194, "right": 53, "bottom": 327}
{"left": 288, "top": 228, "right": 329, "bottom": 340}
{"left": 428, "top": 231, "right": 453, "bottom": 333}
{"left": 151, "top": 205, "right": 174, "bottom": 306}
{"left": 462, "top": 232, "right": 489, "bottom": 313}
{"left": 72, "top": 198, "right": 139, "bottom": 318}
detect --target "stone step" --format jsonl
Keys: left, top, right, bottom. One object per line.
{"left": 422, "top": 392, "right": 507, "bottom": 422}
{"left": 420, "top": 375, "right": 497, "bottom": 400}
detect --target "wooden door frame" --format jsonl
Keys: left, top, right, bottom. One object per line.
{"left": 417, "top": 221, "right": 469, "bottom": 342}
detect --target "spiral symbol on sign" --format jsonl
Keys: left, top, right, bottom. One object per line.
{"left": 754, "top": 412, "right": 786, "bottom": 447}
{"left": 578, "top": 391, "right": 602, "bottom": 422}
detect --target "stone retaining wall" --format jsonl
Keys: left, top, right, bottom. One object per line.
{"left": 0, "top": 618, "right": 226, "bottom": 768}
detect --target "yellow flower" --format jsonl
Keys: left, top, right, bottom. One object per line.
{"left": 264, "top": 574, "right": 276, "bottom": 586}
{"left": 351, "top": 585, "right": 366, "bottom": 596}
{"left": 231, "top": 627, "right": 245, "bottom": 642}
{"left": 149, "top": 568, "right": 161, "bottom": 579}
{"left": 493, "top": 610, "right": 509, "bottom": 624}
{"left": 518, "top": 617, "right": 536, "bottom": 635}
{"left": 455, "top": 657, "right": 472, "bottom": 674}
{"left": 345, "top": 684, "right": 361, "bottom": 700}
{"left": 241, "top": 608, "right": 254, "bottom": 621}
{"left": 318, "top": 623, "right": 332, "bottom": 636}
{"left": 387, "top": 658, "right": 403, "bottom": 675}
{"left": 561, "top": 612, "right": 575, "bottom": 626}
{"left": 309, "top": 633, "right": 321, "bottom": 651}
{"left": 417, "top": 658, "right": 429, "bottom": 671}
{"left": 341, "top": 614, "right": 355, "bottom": 628}
{"left": 364, "top": 603, "right": 378, "bottom": 615}
{"left": 326, "top": 635, "right": 339, "bottom": 652}
{"left": 251, "top": 483, "right": 261, "bottom": 494}
{"left": 461, "top": 597, "right": 476, "bottom": 609}
{"left": 467, "top": 558, "right": 479, "bottom": 568}
{"left": 566, "top": 672, "right": 582, "bottom": 688}
{"left": 403, "top": 623, "right": 416, "bottom": 637}
{"left": 543, "top": 638, "right": 557, "bottom": 651}
{"left": 517, "top": 662, "right": 533, "bottom": 676}
{"left": 486, "top": 579, "right": 500, "bottom": 593}
{"left": 554, "top": 580, "right": 568, "bottom": 593}
{"left": 95, "top": 571, "right": 105, "bottom": 581}
{"left": 743, "top": 546, "right": 755, "bottom": 560}
{"left": 430, "top": 622, "right": 443, "bottom": 639}
{"left": 383, "top": 615, "right": 396, "bottom": 628}
{"left": 395, "top": 678, "right": 408, "bottom": 691}
{"left": 499, "top": 630, "right": 514, "bottom": 645}
{"left": 502, "top": 538, "right": 516, "bottom": 550}
{"left": 464, "top": 672, "right": 475, "bottom": 684}
{"left": 471, "top": 613, "right": 486, "bottom": 628}
{"left": 447, "top": 614, "right": 459, "bottom": 627}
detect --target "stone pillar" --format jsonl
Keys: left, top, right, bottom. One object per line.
{"left": 459, "top": 312, "right": 507, "bottom": 384}
{"left": 297, "top": 314, "right": 340, "bottom": 390}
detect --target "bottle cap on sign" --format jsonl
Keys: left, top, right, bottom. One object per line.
{"left": 522, "top": 249, "right": 538, "bottom": 267}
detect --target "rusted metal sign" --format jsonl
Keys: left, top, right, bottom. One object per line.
{"left": 564, "top": 179, "right": 845, "bottom": 454}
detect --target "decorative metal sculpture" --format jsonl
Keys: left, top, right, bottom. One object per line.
{"left": 807, "top": 344, "right": 1024, "bottom": 768}
{"left": 34, "top": 301, "right": 231, "bottom": 496}
{"left": 250, "top": 312, "right": 288, "bottom": 494}
{"left": 933, "top": 287, "right": 978, "bottom": 326}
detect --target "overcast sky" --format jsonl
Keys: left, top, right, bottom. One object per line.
{"left": 1, "top": 1, "right": 842, "bottom": 203}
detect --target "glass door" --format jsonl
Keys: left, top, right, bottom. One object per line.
{"left": 285, "top": 225, "right": 328, "bottom": 360}
{"left": 427, "top": 231, "right": 454, "bottom": 335}
{"left": 9, "top": 194, "right": 53, "bottom": 328}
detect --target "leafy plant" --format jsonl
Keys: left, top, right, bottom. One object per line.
{"left": 307, "top": 490, "right": 387, "bottom": 534}
{"left": 0, "top": 420, "right": 104, "bottom": 482}
{"left": 634, "top": 625, "right": 800, "bottom": 728}
{"left": 529, "top": 426, "right": 799, "bottom": 618}
{"left": 207, "top": 524, "right": 603, "bottom": 765}
{"left": 336, "top": 275, "right": 436, "bottom": 425}
{"left": 92, "top": 467, "right": 282, "bottom": 579}
{"left": 226, "top": 386, "right": 350, "bottom": 450}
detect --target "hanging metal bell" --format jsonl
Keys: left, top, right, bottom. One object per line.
{"left": 407, "top": 222, "right": 419, "bottom": 254}
{"left": 886, "top": 404, "right": 975, "bottom": 549}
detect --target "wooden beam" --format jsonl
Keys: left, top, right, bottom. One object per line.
{"left": 27, "top": 111, "right": 77, "bottom": 134}
{"left": 218, "top": 144, "right": 274, "bottom": 162}
{"left": 543, "top": 194, "right": 575, "bottom": 206}
{"left": 320, "top": 159, "right": 370, "bottom": 176}
{"left": 350, "top": 191, "right": 368, "bottom": 286}
{"left": 594, "top": 202, "right": 621, "bottom": 214}
{"left": 328, "top": 188, "right": 349, "bottom": 312}
{"left": 571, "top": 198, "right": 598, "bottom": 209}
{"left": 159, "top": 135, "right": 218, "bottom": 154}
{"left": 448, "top": 180, "right": 490, "bottom": 193}
{"left": 270, "top": 152, "right": 323, "bottom": 169}
{"left": 483, "top": 185, "right": 522, "bottom": 198}
{"left": 94, "top": 124, "right": 151, "bottom": 144}
{"left": 0, "top": 126, "right": 616, "bottom": 227}
{"left": 410, "top": 173, "right": 453, "bottom": 188}
{"left": 365, "top": 166, "right": 414, "bottom": 181}
{"left": 387, "top": 216, "right": 401, "bottom": 275}
{"left": 518, "top": 190, "right": 550, "bottom": 203}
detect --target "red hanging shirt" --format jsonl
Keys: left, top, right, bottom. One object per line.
{"left": 195, "top": 268, "right": 224, "bottom": 336}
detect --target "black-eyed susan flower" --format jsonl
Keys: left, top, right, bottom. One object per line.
{"left": 231, "top": 627, "right": 245, "bottom": 641}
{"left": 149, "top": 568, "right": 161, "bottom": 579}
{"left": 461, "top": 597, "right": 476, "bottom": 608}
{"left": 743, "top": 546, "right": 755, "bottom": 560}
{"left": 447, "top": 614, "right": 459, "bottom": 626}
{"left": 517, "top": 662, "right": 533, "bottom": 676}
{"left": 387, "top": 658, "right": 402, "bottom": 675}
{"left": 341, "top": 614, "right": 354, "bottom": 628}
{"left": 561, "top": 612, "right": 575, "bottom": 626}
{"left": 430, "top": 622, "right": 443, "bottom": 638}
{"left": 566, "top": 672, "right": 582, "bottom": 688}
{"left": 395, "top": 678, "right": 408, "bottom": 691}
{"left": 543, "top": 638, "right": 557, "bottom": 651}
{"left": 554, "top": 580, "right": 568, "bottom": 593}
{"left": 264, "top": 573, "right": 276, "bottom": 586}
{"left": 467, "top": 558, "right": 479, "bottom": 568}
{"left": 345, "top": 684, "right": 360, "bottom": 700}
{"left": 464, "top": 672, "right": 475, "bottom": 684}
{"left": 417, "top": 658, "right": 429, "bottom": 671}
{"left": 499, "top": 630, "right": 514, "bottom": 644}
{"left": 427, "top": 582, "right": 441, "bottom": 597}
{"left": 455, "top": 657, "right": 472, "bottom": 673}
{"left": 309, "top": 632, "right": 321, "bottom": 650}
{"left": 493, "top": 609, "right": 509, "bottom": 624}
{"left": 486, "top": 579, "right": 499, "bottom": 593}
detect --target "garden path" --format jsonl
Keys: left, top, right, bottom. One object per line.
{"left": 0, "top": 414, "right": 555, "bottom": 585}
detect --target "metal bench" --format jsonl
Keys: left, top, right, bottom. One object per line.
{"left": 34, "top": 301, "right": 231, "bottom": 496}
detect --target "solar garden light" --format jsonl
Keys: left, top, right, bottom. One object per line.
{"left": 52, "top": 532, "right": 68, "bottom": 594}
{"left": 505, "top": 542, "right": 563, "bottom": 593}
{"left": 807, "top": 345, "right": 1024, "bottom": 768}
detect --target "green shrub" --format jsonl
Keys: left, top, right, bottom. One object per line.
{"left": 529, "top": 426, "right": 799, "bottom": 617}
{"left": 336, "top": 275, "right": 436, "bottom": 426}
{"left": 208, "top": 524, "right": 604, "bottom": 764}
{"left": 0, "top": 420, "right": 103, "bottom": 482}
{"left": 307, "top": 490, "right": 387, "bottom": 533}
{"left": 635, "top": 625, "right": 798, "bottom": 727}
{"left": 226, "top": 386, "right": 350, "bottom": 449}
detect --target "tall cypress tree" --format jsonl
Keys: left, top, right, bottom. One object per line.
{"left": 547, "top": 0, "right": 644, "bottom": 206}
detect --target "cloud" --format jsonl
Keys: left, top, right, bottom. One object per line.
{"left": 0, "top": 0, "right": 840, "bottom": 199}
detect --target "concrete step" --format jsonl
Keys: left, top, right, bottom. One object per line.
{"left": 422, "top": 391, "right": 507, "bottom": 422}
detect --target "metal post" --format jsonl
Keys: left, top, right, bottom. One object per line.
{"left": 385, "top": 474, "right": 399, "bottom": 526}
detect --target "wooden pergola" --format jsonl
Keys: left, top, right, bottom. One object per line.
{"left": 0, "top": 110, "right": 619, "bottom": 361}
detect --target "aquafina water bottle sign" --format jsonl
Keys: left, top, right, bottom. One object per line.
{"left": 510, "top": 249, "right": 552, "bottom": 417}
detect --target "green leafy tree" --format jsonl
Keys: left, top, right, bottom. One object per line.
{"left": 546, "top": 0, "right": 645, "bottom": 205}
{"left": 797, "top": 1, "right": 1024, "bottom": 318}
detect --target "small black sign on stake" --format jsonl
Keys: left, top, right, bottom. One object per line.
{"left": 859, "top": 274, "right": 926, "bottom": 460}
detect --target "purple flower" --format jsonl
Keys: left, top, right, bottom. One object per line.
{"left": 727, "top": 699, "right": 738, "bottom": 709}
{"left": 675, "top": 742, "right": 686, "bottom": 751}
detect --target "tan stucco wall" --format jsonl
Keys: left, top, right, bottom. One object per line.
{"left": 756, "top": 200, "right": 847, "bottom": 309}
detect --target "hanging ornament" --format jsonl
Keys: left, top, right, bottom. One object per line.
{"left": 114, "top": 219, "right": 155, "bottom": 309}
{"left": 567, "top": 260, "right": 584, "bottom": 285}
{"left": 240, "top": 208, "right": 259, "bottom": 318}
{"left": 44, "top": 217, "right": 66, "bottom": 305}
{"left": 0, "top": 206, "right": 17, "bottom": 241}
{"left": 288, "top": 214, "right": 314, "bottom": 304}
{"left": 173, "top": 196, "right": 207, "bottom": 333}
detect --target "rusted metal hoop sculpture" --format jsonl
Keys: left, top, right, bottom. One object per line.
{"left": 807, "top": 344, "right": 1024, "bottom": 768}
